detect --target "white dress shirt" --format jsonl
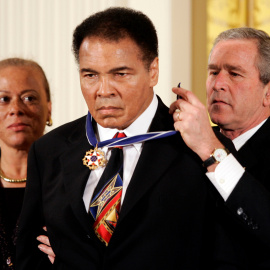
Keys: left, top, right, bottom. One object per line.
{"left": 83, "top": 95, "right": 158, "bottom": 211}
{"left": 207, "top": 119, "right": 267, "bottom": 201}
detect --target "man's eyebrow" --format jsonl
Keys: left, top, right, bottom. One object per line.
{"left": 0, "top": 89, "right": 38, "bottom": 94}
{"left": 208, "top": 63, "right": 245, "bottom": 72}
{"left": 80, "top": 68, "right": 97, "bottom": 74}
{"left": 207, "top": 64, "right": 219, "bottom": 70}
{"left": 80, "top": 66, "right": 134, "bottom": 74}
{"left": 224, "top": 64, "right": 245, "bottom": 72}
{"left": 109, "top": 66, "right": 133, "bottom": 73}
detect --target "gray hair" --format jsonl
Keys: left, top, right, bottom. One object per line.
{"left": 209, "top": 27, "right": 270, "bottom": 85}
{"left": 0, "top": 57, "right": 51, "bottom": 101}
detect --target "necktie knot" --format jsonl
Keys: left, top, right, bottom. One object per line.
{"left": 113, "top": 132, "right": 126, "bottom": 149}
{"left": 113, "top": 132, "right": 126, "bottom": 138}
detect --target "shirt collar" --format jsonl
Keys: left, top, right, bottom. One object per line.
{"left": 97, "top": 94, "right": 158, "bottom": 151}
{"left": 233, "top": 118, "right": 267, "bottom": 150}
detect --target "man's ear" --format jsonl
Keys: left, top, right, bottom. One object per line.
{"left": 263, "top": 82, "right": 270, "bottom": 107}
{"left": 149, "top": 57, "right": 159, "bottom": 87}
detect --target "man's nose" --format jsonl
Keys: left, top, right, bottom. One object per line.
{"left": 213, "top": 72, "right": 227, "bottom": 91}
{"left": 97, "top": 78, "right": 115, "bottom": 97}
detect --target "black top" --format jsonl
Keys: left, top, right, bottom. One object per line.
{"left": 0, "top": 187, "right": 25, "bottom": 270}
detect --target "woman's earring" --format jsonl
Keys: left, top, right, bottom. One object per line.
{"left": 46, "top": 117, "right": 53, "bottom": 127}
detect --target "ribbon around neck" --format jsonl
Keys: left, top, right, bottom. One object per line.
{"left": 85, "top": 112, "right": 178, "bottom": 149}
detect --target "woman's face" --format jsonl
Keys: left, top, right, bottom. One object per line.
{"left": 0, "top": 66, "right": 51, "bottom": 151}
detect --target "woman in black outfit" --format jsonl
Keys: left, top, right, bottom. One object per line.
{"left": 0, "top": 58, "right": 52, "bottom": 269}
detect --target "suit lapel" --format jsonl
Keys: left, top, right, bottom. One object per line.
{"left": 119, "top": 98, "right": 181, "bottom": 221}
{"left": 238, "top": 118, "right": 270, "bottom": 169}
{"left": 60, "top": 122, "right": 95, "bottom": 235}
{"left": 119, "top": 135, "right": 179, "bottom": 220}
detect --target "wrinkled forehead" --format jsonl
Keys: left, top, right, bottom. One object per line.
{"left": 209, "top": 39, "right": 259, "bottom": 68}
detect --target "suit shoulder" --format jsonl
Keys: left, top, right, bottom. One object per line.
{"left": 151, "top": 96, "right": 174, "bottom": 131}
{"left": 35, "top": 115, "right": 87, "bottom": 147}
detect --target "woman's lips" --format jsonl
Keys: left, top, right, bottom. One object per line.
{"left": 8, "top": 123, "right": 29, "bottom": 131}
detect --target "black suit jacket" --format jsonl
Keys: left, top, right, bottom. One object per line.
{"left": 16, "top": 98, "right": 234, "bottom": 270}
{"left": 214, "top": 118, "right": 270, "bottom": 269}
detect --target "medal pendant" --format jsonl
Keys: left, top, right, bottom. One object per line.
{"left": 83, "top": 147, "right": 106, "bottom": 170}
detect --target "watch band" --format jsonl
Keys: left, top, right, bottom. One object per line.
{"left": 202, "top": 148, "right": 229, "bottom": 168}
{"left": 202, "top": 156, "right": 216, "bottom": 168}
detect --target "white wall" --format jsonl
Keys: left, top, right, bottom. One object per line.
{"left": 0, "top": 0, "right": 191, "bottom": 130}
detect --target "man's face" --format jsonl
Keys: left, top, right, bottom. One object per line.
{"left": 206, "top": 39, "right": 270, "bottom": 133}
{"left": 78, "top": 36, "right": 159, "bottom": 130}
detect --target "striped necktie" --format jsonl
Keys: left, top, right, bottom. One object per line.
{"left": 89, "top": 132, "right": 126, "bottom": 246}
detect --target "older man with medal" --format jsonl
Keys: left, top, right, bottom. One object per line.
{"left": 16, "top": 7, "right": 234, "bottom": 270}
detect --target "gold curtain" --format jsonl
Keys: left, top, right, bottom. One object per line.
{"left": 207, "top": 0, "right": 270, "bottom": 54}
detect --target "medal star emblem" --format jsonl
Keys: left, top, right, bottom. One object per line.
{"left": 90, "top": 175, "right": 122, "bottom": 217}
{"left": 82, "top": 147, "right": 106, "bottom": 170}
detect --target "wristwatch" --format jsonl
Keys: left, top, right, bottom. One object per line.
{"left": 202, "top": 148, "right": 229, "bottom": 168}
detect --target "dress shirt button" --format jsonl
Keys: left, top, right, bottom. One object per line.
{"left": 237, "top": 207, "right": 243, "bottom": 215}
{"left": 242, "top": 213, "right": 248, "bottom": 220}
{"left": 219, "top": 178, "right": 225, "bottom": 184}
{"left": 87, "top": 235, "right": 91, "bottom": 239}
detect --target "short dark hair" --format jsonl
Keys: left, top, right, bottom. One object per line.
{"left": 72, "top": 7, "right": 158, "bottom": 69}
{"left": 0, "top": 57, "right": 51, "bottom": 101}
{"left": 210, "top": 27, "right": 270, "bottom": 85}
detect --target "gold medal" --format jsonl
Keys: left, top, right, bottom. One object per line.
{"left": 82, "top": 146, "right": 107, "bottom": 170}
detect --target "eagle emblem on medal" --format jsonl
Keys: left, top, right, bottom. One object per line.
{"left": 82, "top": 147, "right": 107, "bottom": 170}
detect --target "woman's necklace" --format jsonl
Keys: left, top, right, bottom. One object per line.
{"left": 0, "top": 169, "right": 26, "bottom": 183}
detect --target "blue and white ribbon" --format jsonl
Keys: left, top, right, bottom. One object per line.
{"left": 85, "top": 112, "right": 177, "bottom": 148}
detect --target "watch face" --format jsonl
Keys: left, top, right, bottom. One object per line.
{"left": 213, "top": 148, "right": 228, "bottom": 162}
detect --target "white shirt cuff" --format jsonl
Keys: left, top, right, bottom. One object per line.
{"left": 206, "top": 154, "right": 245, "bottom": 201}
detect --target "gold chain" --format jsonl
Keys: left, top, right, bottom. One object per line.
{"left": 0, "top": 169, "right": 27, "bottom": 183}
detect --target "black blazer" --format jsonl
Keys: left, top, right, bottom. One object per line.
{"left": 214, "top": 118, "right": 270, "bottom": 269}
{"left": 16, "top": 98, "right": 234, "bottom": 270}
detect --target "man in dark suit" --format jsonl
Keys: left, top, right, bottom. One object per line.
{"left": 16, "top": 7, "right": 235, "bottom": 270}
{"left": 171, "top": 27, "right": 270, "bottom": 269}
